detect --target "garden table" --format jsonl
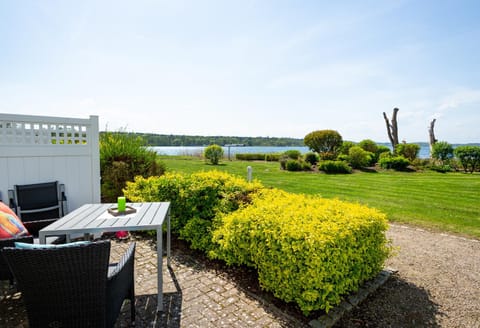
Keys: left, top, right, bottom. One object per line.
{"left": 39, "top": 202, "right": 171, "bottom": 312}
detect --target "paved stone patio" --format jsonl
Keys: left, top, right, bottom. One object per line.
{"left": 1, "top": 235, "right": 307, "bottom": 327}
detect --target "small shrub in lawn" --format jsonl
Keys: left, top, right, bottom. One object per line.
{"left": 286, "top": 159, "right": 303, "bottom": 171}
{"left": 302, "top": 161, "right": 312, "bottom": 171}
{"left": 432, "top": 141, "right": 454, "bottom": 163}
{"left": 318, "top": 160, "right": 352, "bottom": 174}
{"left": 454, "top": 145, "right": 480, "bottom": 173}
{"left": 348, "top": 146, "right": 374, "bottom": 169}
{"left": 379, "top": 156, "right": 410, "bottom": 171}
{"left": 204, "top": 144, "right": 224, "bottom": 165}
{"left": 430, "top": 164, "right": 452, "bottom": 173}
{"left": 211, "top": 189, "right": 391, "bottom": 315}
{"left": 304, "top": 152, "right": 319, "bottom": 165}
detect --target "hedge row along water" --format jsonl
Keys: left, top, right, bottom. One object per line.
{"left": 124, "top": 171, "right": 391, "bottom": 315}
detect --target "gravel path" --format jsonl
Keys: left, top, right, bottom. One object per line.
{"left": 335, "top": 224, "right": 480, "bottom": 328}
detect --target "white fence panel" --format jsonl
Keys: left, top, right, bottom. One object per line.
{"left": 0, "top": 113, "right": 100, "bottom": 212}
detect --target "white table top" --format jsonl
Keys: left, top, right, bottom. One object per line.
{"left": 39, "top": 202, "right": 170, "bottom": 239}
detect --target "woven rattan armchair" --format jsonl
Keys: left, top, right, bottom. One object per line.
{"left": 1, "top": 240, "right": 135, "bottom": 328}
{"left": 0, "top": 235, "right": 34, "bottom": 284}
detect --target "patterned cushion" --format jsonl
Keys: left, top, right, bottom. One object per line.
{"left": 0, "top": 201, "right": 30, "bottom": 239}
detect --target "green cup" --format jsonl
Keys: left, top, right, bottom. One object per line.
{"left": 117, "top": 196, "right": 126, "bottom": 212}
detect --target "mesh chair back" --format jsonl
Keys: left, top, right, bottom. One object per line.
{"left": 14, "top": 181, "right": 62, "bottom": 221}
{"left": 2, "top": 241, "right": 111, "bottom": 327}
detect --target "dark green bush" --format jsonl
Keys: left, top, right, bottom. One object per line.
{"left": 318, "top": 160, "right": 352, "bottom": 174}
{"left": 301, "top": 161, "right": 312, "bottom": 171}
{"left": 286, "top": 159, "right": 303, "bottom": 171}
{"left": 304, "top": 152, "right": 319, "bottom": 165}
{"left": 431, "top": 141, "right": 454, "bottom": 162}
{"left": 235, "top": 153, "right": 280, "bottom": 161}
{"left": 100, "top": 131, "right": 165, "bottom": 202}
{"left": 454, "top": 145, "right": 480, "bottom": 173}
{"left": 430, "top": 165, "right": 452, "bottom": 173}
{"left": 379, "top": 156, "right": 410, "bottom": 171}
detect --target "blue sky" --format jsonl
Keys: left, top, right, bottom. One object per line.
{"left": 1, "top": 0, "right": 479, "bottom": 143}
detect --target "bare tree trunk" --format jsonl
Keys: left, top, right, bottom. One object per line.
{"left": 383, "top": 107, "right": 399, "bottom": 150}
{"left": 429, "top": 118, "right": 437, "bottom": 157}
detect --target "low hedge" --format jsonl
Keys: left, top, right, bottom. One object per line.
{"left": 211, "top": 189, "right": 391, "bottom": 314}
{"left": 379, "top": 156, "right": 410, "bottom": 171}
{"left": 318, "top": 160, "right": 352, "bottom": 174}
{"left": 235, "top": 153, "right": 280, "bottom": 161}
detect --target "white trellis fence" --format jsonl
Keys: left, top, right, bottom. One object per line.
{"left": 0, "top": 113, "right": 101, "bottom": 212}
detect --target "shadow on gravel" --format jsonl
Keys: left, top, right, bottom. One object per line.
{"left": 0, "top": 287, "right": 28, "bottom": 327}
{"left": 334, "top": 274, "right": 442, "bottom": 328}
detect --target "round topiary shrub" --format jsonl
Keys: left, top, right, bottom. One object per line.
{"left": 204, "top": 144, "right": 224, "bottom": 165}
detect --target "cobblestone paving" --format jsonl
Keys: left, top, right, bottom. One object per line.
{"left": 1, "top": 236, "right": 305, "bottom": 328}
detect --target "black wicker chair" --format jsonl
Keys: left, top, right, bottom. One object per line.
{"left": 1, "top": 240, "right": 135, "bottom": 328}
{"left": 0, "top": 235, "right": 34, "bottom": 284}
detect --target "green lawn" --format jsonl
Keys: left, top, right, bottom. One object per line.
{"left": 158, "top": 156, "right": 480, "bottom": 239}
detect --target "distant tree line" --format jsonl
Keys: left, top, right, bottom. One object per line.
{"left": 101, "top": 132, "right": 305, "bottom": 147}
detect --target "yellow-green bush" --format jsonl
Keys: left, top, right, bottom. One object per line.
{"left": 125, "top": 171, "right": 391, "bottom": 315}
{"left": 124, "top": 171, "right": 263, "bottom": 250}
{"left": 211, "top": 189, "right": 391, "bottom": 314}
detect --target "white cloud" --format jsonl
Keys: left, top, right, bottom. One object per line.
{"left": 437, "top": 88, "right": 480, "bottom": 112}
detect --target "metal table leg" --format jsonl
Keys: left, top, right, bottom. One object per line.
{"left": 157, "top": 226, "right": 163, "bottom": 312}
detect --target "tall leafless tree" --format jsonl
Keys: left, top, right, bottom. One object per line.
{"left": 383, "top": 107, "right": 399, "bottom": 150}
{"left": 429, "top": 118, "right": 437, "bottom": 157}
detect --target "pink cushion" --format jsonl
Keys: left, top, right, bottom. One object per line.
{"left": 0, "top": 201, "right": 30, "bottom": 239}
